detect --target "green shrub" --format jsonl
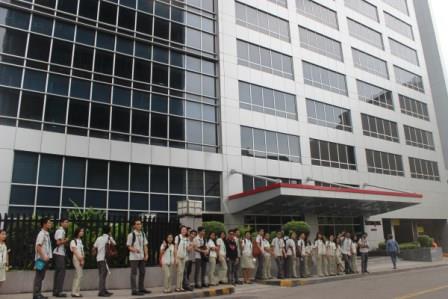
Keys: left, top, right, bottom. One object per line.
{"left": 203, "top": 221, "right": 225, "bottom": 235}
{"left": 282, "top": 221, "right": 311, "bottom": 236}
{"left": 417, "top": 235, "right": 433, "bottom": 248}
{"left": 378, "top": 241, "right": 386, "bottom": 250}
{"left": 269, "top": 231, "right": 277, "bottom": 240}
{"left": 399, "top": 242, "right": 420, "bottom": 250}
{"left": 237, "top": 225, "right": 252, "bottom": 237}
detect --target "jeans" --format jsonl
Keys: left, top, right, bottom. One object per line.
{"left": 275, "top": 256, "right": 285, "bottom": 279}
{"left": 53, "top": 254, "right": 66, "bottom": 295}
{"left": 343, "top": 254, "right": 353, "bottom": 274}
{"left": 97, "top": 261, "right": 108, "bottom": 294}
{"left": 227, "top": 258, "right": 239, "bottom": 284}
{"left": 194, "top": 258, "right": 207, "bottom": 287}
{"left": 184, "top": 260, "right": 193, "bottom": 289}
{"left": 130, "top": 260, "right": 146, "bottom": 292}
{"left": 390, "top": 252, "right": 398, "bottom": 269}
{"left": 360, "top": 253, "right": 369, "bottom": 273}
{"left": 256, "top": 255, "right": 264, "bottom": 279}
{"left": 33, "top": 262, "right": 48, "bottom": 297}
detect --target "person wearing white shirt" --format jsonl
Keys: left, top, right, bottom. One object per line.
{"left": 271, "top": 231, "right": 286, "bottom": 279}
{"left": 335, "top": 237, "right": 345, "bottom": 275}
{"left": 216, "top": 231, "right": 228, "bottom": 284}
{"left": 358, "top": 233, "right": 370, "bottom": 274}
{"left": 206, "top": 232, "right": 218, "bottom": 286}
{"left": 160, "top": 234, "right": 175, "bottom": 293}
{"left": 70, "top": 228, "right": 85, "bottom": 298}
{"left": 262, "top": 233, "right": 273, "bottom": 280}
{"left": 304, "top": 239, "right": 313, "bottom": 277}
{"left": 341, "top": 232, "right": 353, "bottom": 274}
{"left": 33, "top": 217, "right": 53, "bottom": 299}
{"left": 52, "top": 218, "right": 69, "bottom": 298}
{"left": 241, "top": 231, "right": 254, "bottom": 283}
{"left": 126, "top": 219, "right": 150, "bottom": 296}
{"left": 285, "top": 232, "right": 298, "bottom": 278}
{"left": 314, "top": 233, "right": 327, "bottom": 277}
{"left": 175, "top": 226, "right": 190, "bottom": 292}
{"left": 254, "top": 229, "right": 264, "bottom": 280}
{"left": 0, "top": 230, "right": 8, "bottom": 283}
{"left": 93, "top": 225, "right": 116, "bottom": 297}
{"left": 326, "top": 235, "right": 337, "bottom": 276}
{"left": 193, "top": 227, "right": 208, "bottom": 288}
{"left": 351, "top": 235, "right": 359, "bottom": 273}
{"left": 297, "top": 233, "right": 306, "bottom": 278}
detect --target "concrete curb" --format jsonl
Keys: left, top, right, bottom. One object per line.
{"left": 257, "top": 263, "right": 448, "bottom": 287}
{"left": 138, "top": 286, "right": 235, "bottom": 299}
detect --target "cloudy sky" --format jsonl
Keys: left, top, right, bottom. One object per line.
{"left": 430, "top": 0, "right": 448, "bottom": 75}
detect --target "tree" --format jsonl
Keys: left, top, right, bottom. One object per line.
{"left": 282, "top": 221, "right": 311, "bottom": 236}
{"left": 203, "top": 221, "right": 226, "bottom": 235}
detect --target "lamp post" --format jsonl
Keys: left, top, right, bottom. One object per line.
{"left": 177, "top": 199, "right": 203, "bottom": 230}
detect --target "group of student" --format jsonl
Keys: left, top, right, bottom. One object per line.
{"left": 0, "top": 216, "right": 400, "bottom": 299}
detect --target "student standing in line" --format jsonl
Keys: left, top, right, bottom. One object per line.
{"left": 160, "top": 234, "right": 175, "bottom": 293}
{"left": 70, "top": 227, "right": 85, "bottom": 298}
{"left": 304, "top": 237, "right": 313, "bottom": 277}
{"left": 314, "top": 233, "right": 327, "bottom": 277}
{"left": 351, "top": 235, "right": 359, "bottom": 274}
{"left": 206, "top": 232, "right": 218, "bottom": 286}
{"left": 175, "top": 226, "right": 190, "bottom": 292}
{"left": 262, "top": 232, "right": 273, "bottom": 280}
{"left": 33, "top": 217, "right": 53, "bottom": 299}
{"left": 386, "top": 234, "right": 400, "bottom": 269}
{"left": 53, "top": 218, "right": 69, "bottom": 298}
{"left": 0, "top": 230, "right": 9, "bottom": 285}
{"left": 341, "top": 232, "right": 353, "bottom": 274}
{"left": 241, "top": 231, "right": 255, "bottom": 284}
{"left": 226, "top": 229, "right": 239, "bottom": 285}
{"left": 93, "top": 225, "right": 116, "bottom": 297}
{"left": 126, "top": 219, "right": 150, "bottom": 296}
{"left": 335, "top": 237, "right": 345, "bottom": 275}
{"left": 285, "top": 232, "right": 298, "bottom": 278}
{"left": 193, "top": 227, "right": 208, "bottom": 288}
{"left": 271, "top": 231, "right": 286, "bottom": 279}
{"left": 233, "top": 228, "right": 243, "bottom": 283}
{"left": 216, "top": 231, "right": 228, "bottom": 284}
{"left": 254, "top": 229, "right": 265, "bottom": 280}
{"left": 297, "top": 233, "right": 306, "bottom": 278}
{"left": 183, "top": 229, "right": 196, "bottom": 291}
{"left": 326, "top": 235, "right": 337, "bottom": 276}
{"left": 358, "top": 233, "right": 370, "bottom": 274}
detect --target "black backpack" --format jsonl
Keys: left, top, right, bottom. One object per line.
{"left": 131, "top": 231, "right": 147, "bottom": 247}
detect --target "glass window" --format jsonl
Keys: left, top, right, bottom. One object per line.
{"left": 68, "top": 100, "right": 89, "bottom": 127}
{"left": 31, "top": 15, "right": 53, "bottom": 35}
{"left": 20, "top": 91, "right": 44, "bottom": 120}
{"left": 64, "top": 157, "right": 85, "bottom": 187}
{"left": 73, "top": 45, "right": 94, "bottom": 70}
{"left": 47, "top": 74, "right": 69, "bottom": 96}
{"left": 39, "top": 154, "right": 62, "bottom": 186}
{"left": 151, "top": 166, "right": 168, "bottom": 193}
{"left": 0, "top": 27, "right": 27, "bottom": 56}
{"left": 92, "top": 83, "right": 111, "bottom": 103}
{"left": 58, "top": 0, "right": 78, "bottom": 14}
{"left": 12, "top": 151, "right": 38, "bottom": 184}
{"left": 51, "top": 40, "right": 73, "bottom": 66}
{"left": 0, "top": 87, "right": 19, "bottom": 117}
{"left": 152, "top": 63, "right": 168, "bottom": 86}
{"left": 130, "top": 193, "right": 148, "bottom": 211}
{"left": 186, "top": 119, "right": 202, "bottom": 144}
{"left": 96, "top": 32, "right": 115, "bottom": 50}
{"left": 188, "top": 169, "right": 204, "bottom": 195}
{"left": 151, "top": 113, "right": 167, "bottom": 138}
{"left": 109, "top": 191, "right": 128, "bottom": 209}
{"left": 37, "top": 187, "right": 60, "bottom": 206}
{"left": 131, "top": 164, "right": 148, "bottom": 192}
{"left": 28, "top": 35, "right": 51, "bottom": 62}
{"left": 137, "top": 13, "right": 153, "bottom": 35}
{"left": 154, "top": 18, "right": 169, "bottom": 39}
{"left": 79, "top": 0, "right": 98, "bottom": 20}
{"left": 10, "top": 185, "right": 35, "bottom": 205}
{"left": 62, "top": 188, "right": 84, "bottom": 207}
{"left": 115, "top": 54, "right": 133, "bottom": 78}
{"left": 170, "top": 168, "right": 186, "bottom": 194}
{"left": 0, "top": 7, "right": 30, "bottom": 30}
{"left": 54, "top": 21, "right": 75, "bottom": 40}
{"left": 0, "top": 65, "right": 22, "bottom": 87}
{"left": 150, "top": 194, "right": 168, "bottom": 211}
{"left": 86, "top": 190, "right": 107, "bottom": 208}
{"left": 87, "top": 159, "right": 108, "bottom": 189}
{"left": 90, "top": 103, "right": 109, "bottom": 130}
{"left": 76, "top": 27, "right": 95, "bottom": 45}
{"left": 111, "top": 107, "right": 130, "bottom": 133}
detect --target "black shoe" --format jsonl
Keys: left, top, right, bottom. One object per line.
{"left": 71, "top": 295, "right": 83, "bottom": 298}
{"left": 132, "top": 291, "right": 144, "bottom": 296}
{"left": 203, "top": 284, "right": 209, "bottom": 288}
{"left": 34, "top": 296, "right": 48, "bottom": 299}
{"left": 236, "top": 281, "right": 243, "bottom": 284}
{"left": 55, "top": 294, "right": 67, "bottom": 298}
{"left": 139, "top": 289, "right": 151, "bottom": 294}
{"left": 98, "top": 293, "right": 112, "bottom": 297}
{"left": 105, "top": 291, "right": 113, "bottom": 295}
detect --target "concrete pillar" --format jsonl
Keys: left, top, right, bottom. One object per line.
{"left": 179, "top": 216, "right": 202, "bottom": 230}
{"left": 305, "top": 214, "right": 318, "bottom": 239}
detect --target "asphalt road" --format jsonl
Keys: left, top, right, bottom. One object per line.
{"left": 223, "top": 266, "right": 448, "bottom": 299}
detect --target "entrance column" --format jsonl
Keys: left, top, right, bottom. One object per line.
{"left": 305, "top": 214, "right": 319, "bottom": 238}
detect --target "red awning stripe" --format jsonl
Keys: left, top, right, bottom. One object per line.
{"left": 228, "top": 183, "right": 423, "bottom": 200}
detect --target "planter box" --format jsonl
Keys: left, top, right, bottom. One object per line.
{"left": 400, "top": 247, "right": 443, "bottom": 262}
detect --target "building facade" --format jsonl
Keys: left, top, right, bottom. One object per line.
{"left": 0, "top": 0, "right": 447, "bottom": 249}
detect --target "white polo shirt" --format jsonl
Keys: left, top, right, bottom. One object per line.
{"left": 297, "top": 239, "right": 306, "bottom": 256}
{"left": 207, "top": 239, "right": 217, "bottom": 258}
{"left": 217, "top": 238, "right": 226, "bottom": 257}
{"left": 262, "top": 239, "right": 271, "bottom": 257}
{"left": 193, "top": 236, "right": 205, "bottom": 259}
{"left": 271, "top": 237, "right": 285, "bottom": 257}
{"left": 35, "top": 229, "right": 52, "bottom": 261}
{"left": 70, "top": 239, "right": 85, "bottom": 258}
{"left": 176, "top": 235, "right": 189, "bottom": 259}
{"left": 160, "top": 243, "right": 175, "bottom": 265}
{"left": 126, "top": 230, "right": 148, "bottom": 261}
{"left": 94, "top": 234, "right": 116, "bottom": 262}
{"left": 242, "top": 238, "right": 252, "bottom": 257}
{"left": 256, "top": 234, "right": 264, "bottom": 253}
{"left": 53, "top": 227, "right": 66, "bottom": 256}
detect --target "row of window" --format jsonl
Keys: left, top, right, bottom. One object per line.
{"left": 242, "top": 175, "right": 301, "bottom": 192}
{"left": 303, "top": 61, "right": 348, "bottom": 95}
{"left": 404, "top": 125, "right": 435, "bottom": 151}
{"left": 345, "top": 0, "right": 379, "bottom": 22}
{"left": 361, "top": 113, "right": 399, "bottom": 142}
{"left": 299, "top": 26, "right": 343, "bottom": 62}
{"left": 366, "top": 149, "right": 404, "bottom": 176}
{"left": 399, "top": 94, "right": 429, "bottom": 121}
{"left": 0, "top": 5, "right": 216, "bottom": 56}
{"left": 235, "top": 1, "right": 290, "bottom": 42}
{"left": 394, "top": 65, "right": 424, "bottom": 93}
{"left": 237, "top": 39, "right": 294, "bottom": 79}
{"left": 347, "top": 18, "right": 384, "bottom": 50}
{"left": 241, "top": 126, "right": 301, "bottom": 162}
{"left": 238, "top": 81, "right": 297, "bottom": 120}
{"left": 383, "top": 0, "right": 409, "bottom": 16}
{"left": 389, "top": 38, "right": 419, "bottom": 66}
{"left": 296, "top": 0, "right": 338, "bottom": 29}
{"left": 384, "top": 11, "right": 414, "bottom": 40}
{"left": 409, "top": 157, "right": 440, "bottom": 181}
{"left": 356, "top": 80, "right": 394, "bottom": 110}
{"left": 306, "top": 99, "right": 352, "bottom": 132}
{"left": 9, "top": 150, "right": 221, "bottom": 215}
{"left": 267, "top": 0, "right": 288, "bottom": 8}
{"left": 310, "top": 138, "right": 357, "bottom": 170}
{"left": 352, "top": 48, "right": 389, "bottom": 79}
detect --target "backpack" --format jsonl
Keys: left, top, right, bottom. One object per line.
{"left": 252, "top": 239, "right": 261, "bottom": 257}
{"left": 131, "top": 231, "right": 147, "bottom": 248}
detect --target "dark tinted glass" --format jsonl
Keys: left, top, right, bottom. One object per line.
{"left": 64, "top": 157, "right": 85, "bottom": 187}
{"left": 99, "top": 1, "right": 117, "bottom": 25}
{"left": 113, "top": 87, "right": 131, "bottom": 106}
{"left": 54, "top": 21, "right": 75, "bottom": 40}
{"left": 51, "top": 40, "right": 73, "bottom": 65}
{"left": 188, "top": 170, "right": 203, "bottom": 195}
{"left": 87, "top": 159, "right": 108, "bottom": 189}
{"left": 137, "top": 13, "right": 152, "bottom": 35}
{"left": 79, "top": 0, "right": 98, "bottom": 20}
{"left": 170, "top": 168, "right": 186, "bottom": 194}
{"left": 150, "top": 194, "right": 168, "bottom": 211}
{"left": 132, "top": 110, "right": 149, "bottom": 135}
{"left": 118, "top": 7, "right": 135, "bottom": 30}
{"left": 130, "top": 193, "right": 148, "bottom": 210}
{"left": 86, "top": 190, "right": 107, "bottom": 208}
{"left": 0, "top": 8, "right": 30, "bottom": 30}
{"left": 62, "top": 188, "right": 84, "bottom": 207}
{"left": 150, "top": 113, "right": 166, "bottom": 138}
{"left": 58, "top": 0, "right": 78, "bottom": 14}
{"left": 73, "top": 45, "right": 94, "bottom": 70}
{"left": 68, "top": 100, "right": 89, "bottom": 126}
{"left": 169, "top": 116, "right": 184, "bottom": 140}
{"left": 76, "top": 27, "right": 95, "bottom": 45}
{"left": 134, "top": 59, "right": 151, "bottom": 82}
{"left": 36, "top": 187, "right": 60, "bottom": 206}
{"left": 47, "top": 74, "right": 69, "bottom": 96}
{"left": 109, "top": 162, "right": 129, "bottom": 190}
{"left": 0, "top": 87, "right": 19, "bottom": 117}
{"left": 109, "top": 191, "right": 128, "bottom": 209}
{"left": 20, "top": 91, "right": 44, "bottom": 120}
{"left": 111, "top": 107, "right": 130, "bottom": 133}
{"left": 23, "top": 70, "right": 46, "bottom": 92}
{"left": 92, "top": 83, "right": 111, "bottom": 103}
{"left": 70, "top": 79, "right": 90, "bottom": 99}
{"left": 95, "top": 50, "right": 114, "bottom": 74}
{"left": 0, "top": 65, "right": 22, "bottom": 87}
{"left": 154, "top": 18, "right": 169, "bottom": 39}
{"left": 115, "top": 54, "right": 133, "bottom": 78}
{"left": 131, "top": 164, "right": 148, "bottom": 192}
{"left": 150, "top": 166, "right": 168, "bottom": 193}
{"left": 205, "top": 172, "right": 220, "bottom": 196}
{"left": 39, "top": 154, "right": 62, "bottom": 185}
{"left": 0, "top": 27, "right": 27, "bottom": 56}
{"left": 31, "top": 15, "right": 53, "bottom": 35}
{"left": 10, "top": 185, "right": 35, "bottom": 205}
{"left": 27, "top": 35, "right": 51, "bottom": 61}
{"left": 90, "top": 103, "right": 110, "bottom": 130}
{"left": 152, "top": 63, "right": 168, "bottom": 86}
{"left": 12, "top": 151, "right": 38, "bottom": 184}
{"left": 45, "top": 96, "right": 67, "bottom": 124}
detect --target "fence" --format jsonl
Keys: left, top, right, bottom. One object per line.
{"left": 0, "top": 213, "right": 180, "bottom": 270}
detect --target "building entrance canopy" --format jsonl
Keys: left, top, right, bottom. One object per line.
{"left": 227, "top": 183, "right": 422, "bottom": 216}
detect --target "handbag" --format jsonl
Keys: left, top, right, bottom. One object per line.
{"left": 252, "top": 240, "right": 261, "bottom": 257}
{"left": 106, "top": 237, "right": 118, "bottom": 259}
{"left": 35, "top": 258, "right": 46, "bottom": 271}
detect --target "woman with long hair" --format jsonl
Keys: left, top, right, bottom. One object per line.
{"left": 216, "top": 231, "right": 228, "bottom": 284}
{"left": 207, "top": 232, "right": 218, "bottom": 286}
{"left": 160, "top": 234, "right": 175, "bottom": 293}
{"left": 0, "top": 230, "right": 9, "bottom": 284}
{"left": 70, "top": 227, "right": 85, "bottom": 297}
{"left": 314, "top": 232, "right": 326, "bottom": 277}
{"left": 241, "top": 231, "right": 255, "bottom": 283}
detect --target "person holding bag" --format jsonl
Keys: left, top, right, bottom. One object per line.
{"left": 262, "top": 232, "right": 273, "bottom": 280}
{"left": 174, "top": 226, "right": 189, "bottom": 292}
{"left": 93, "top": 225, "right": 116, "bottom": 297}
{"left": 33, "top": 218, "right": 53, "bottom": 299}
{"left": 70, "top": 228, "right": 85, "bottom": 298}
{"left": 216, "top": 231, "right": 228, "bottom": 284}
{"left": 160, "top": 234, "right": 175, "bottom": 293}
{"left": 207, "top": 232, "right": 218, "bottom": 286}
{"left": 271, "top": 231, "right": 286, "bottom": 279}
{"left": 127, "top": 219, "right": 150, "bottom": 296}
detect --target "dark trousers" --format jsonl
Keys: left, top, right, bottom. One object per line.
{"left": 255, "top": 255, "right": 264, "bottom": 279}
{"left": 275, "top": 256, "right": 285, "bottom": 279}
{"left": 33, "top": 262, "right": 48, "bottom": 296}
{"left": 53, "top": 255, "right": 66, "bottom": 295}
{"left": 343, "top": 254, "right": 353, "bottom": 274}
{"left": 298, "top": 257, "right": 305, "bottom": 277}
{"left": 390, "top": 252, "right": 398, "bottom": 268}
{"left": 194, "top": 258, "right": 207, "bottom": 287}
{"left": 227, "top": 258, "right": 238, "bottom": 284}
{"left": 184, "top": 260, "right": 193, "bottom": 289}
{"left": 360, "top": 253, "right": 369, "bottom": 273}
{"left": 98, "top": 261, "right": 108, "bottom": 294}
{"left": 130, "top": 260, "right": 146, "bottom": 292}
